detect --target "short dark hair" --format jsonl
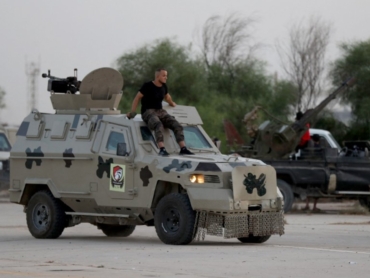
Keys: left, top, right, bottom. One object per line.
{"left": 155, "top": 68, "right": 166, "bottom": 74}
{"left": 312, "top": 134, "right": 320, "bottom": 142}
{"left": 295, "top": 111, "right": 303, "bottom": 120}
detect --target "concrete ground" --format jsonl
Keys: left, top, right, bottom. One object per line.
{"left": 0, "top": 195, "right": 369, "bottom": 278}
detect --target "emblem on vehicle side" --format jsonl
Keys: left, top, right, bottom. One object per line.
{"left": 243, "top": 173, "right": 266, "bottom": 196}
{"left": 110, "top": 164, "right": 125, "bottom": 192}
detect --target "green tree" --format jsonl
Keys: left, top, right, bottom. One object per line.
{"left": 198, "top": 13, "right": 259, "bottom": 99}
{"left": 219, "top": 62, "right": 296, "bottom": 133}
{"left": 330, "top": 39, "right": 370, "bottom": 139}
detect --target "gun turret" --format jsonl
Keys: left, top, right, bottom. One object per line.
{"left": 43, "top": 67, "right": 123, "bottom": 114}
{"left": 254, "top": 77, "right": 356, "bottom": 158}
{"left": 224, "top": 78, "right": 356, "bottom": 159}
{"left": 42, "top": 68, "right": 81, "bottom": 94}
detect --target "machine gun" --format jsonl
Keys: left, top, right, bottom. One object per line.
{"left": 228, "top": 77, "right": 356, "bottom": 159}
{"left": 42, "top": 68, "right": 81, "bottom": 94}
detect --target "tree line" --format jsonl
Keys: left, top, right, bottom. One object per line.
{"left": 115, "top": 14, "right": 370, "bottom": 152}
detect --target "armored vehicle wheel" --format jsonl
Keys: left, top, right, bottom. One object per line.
{"left": 277, "top": 179, "right": 294, "bottom": 213}
{"left": 359, "top": 197, "right": 370, "bottom": 211}
{"left": 154, "top": 193, "right": 196, "bottom": 245}
{"left": 26, "top": 190, "right": 66, "bottom": 239}
{"left": 98, "top": 224, "right": 136, "bottom": 237}
{"left": 237, "top": 235, "right": 271, "bottom": 243}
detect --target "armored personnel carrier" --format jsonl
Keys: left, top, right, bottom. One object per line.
{"left": 9, "top": 68, "right": 284, "bottom": 245}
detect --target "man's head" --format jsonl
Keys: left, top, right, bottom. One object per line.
{"left": 312, "top": 134, "right": 320, "bottom": 143}
{"left": 155, "top": 68, "right": 168, "bottom": 84}
{"left": 295, "top": 111, "right": 303, "bottom": 120}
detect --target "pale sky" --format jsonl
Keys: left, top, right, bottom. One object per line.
{"left": 0, "top": 0, "right": 369, "bottom": 126}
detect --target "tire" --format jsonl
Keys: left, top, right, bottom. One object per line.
{"left": 26, "top": 190, "right": 66, "bottom": 239}
{"left": 277, "top": 179, "right": 294, "bottom": 213}
{"left": 238, "top": 235, "right": 271, "bottom": 244}
{"left": 154, "top": 193, "right": 196, "bottom": 245}
{"left": 359, "top": 197, "right": 370, "bottom": 211}
{"left": 99, "top": 224, "right": 136, "bottom": 237}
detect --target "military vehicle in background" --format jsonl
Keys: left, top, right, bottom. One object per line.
{"left": 0, "top": 127, "right": 12, "bottom": 191}
{"left": 224, "top": 77, "right": 370, "bottom": 212}
{"left": 1, "top": 125, "right": 19, "bottom": 146}
{"left": 8, "top": 67, "right": 284, "bottom": 245}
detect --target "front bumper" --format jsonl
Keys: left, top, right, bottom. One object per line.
{"left": 194, "top": 210, "right": 285, "bottom": 240}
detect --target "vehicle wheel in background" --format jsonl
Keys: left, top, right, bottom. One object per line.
{"left": 98, "top": 224, "right": 136, "bottom": 237}
{"left": 238, "top": 235, "right": 271, "bottom": 243}
{"left": 277, "top": 179, "right": 294, "bottom": 213}
{"left": 359, "top": 197, "right": 370, "bottom": 211}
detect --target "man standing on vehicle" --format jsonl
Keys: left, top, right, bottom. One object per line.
{"left": 295, "top": 111, "right": 311, "bottom": 151}
{"left": 127, "top": 68, "right": 194, "bottom": 156}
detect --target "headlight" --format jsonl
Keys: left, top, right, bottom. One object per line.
{"left": 189, "top": 174, "right": 205, "bottom": 184}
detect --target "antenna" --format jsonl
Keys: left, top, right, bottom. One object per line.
{"left": 25, "top": 59, "right": 40, "bottom": 112}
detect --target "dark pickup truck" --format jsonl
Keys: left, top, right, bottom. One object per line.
{"left": 263, "top": 142, "right": 370, "bottom": 212}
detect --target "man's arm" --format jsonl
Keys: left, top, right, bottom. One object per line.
{"left": 126, "top": 92, "right": 144, "bottom": 117}
{"left": 164, "top": 93, "right": 176, "bottom": 107}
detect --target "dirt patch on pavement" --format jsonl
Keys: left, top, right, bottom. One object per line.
{"left": 289, "top": 200, "right": 369, "bottom": 215}
{"left": 330, "top": 221, "right": 370, "bottom": 225}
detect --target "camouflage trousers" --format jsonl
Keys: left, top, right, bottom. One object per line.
{"left": 142, "top": 109, "right": 184, "bottom": 143}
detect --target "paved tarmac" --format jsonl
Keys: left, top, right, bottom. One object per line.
{"left": 0, "top": 198, "right": 369, "bottom": 278}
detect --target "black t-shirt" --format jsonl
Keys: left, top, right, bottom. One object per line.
{"left": 139, "top": 81, "right": 168, "bottom": 114}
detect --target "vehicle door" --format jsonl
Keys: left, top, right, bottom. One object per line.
{"left": 96, "top": 122, "right": 135, "bottom": 200}
{"left": 336, "top": 155, "right": 370, "bottom": 192}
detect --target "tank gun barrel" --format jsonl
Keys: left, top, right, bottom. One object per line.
{"left": 292, "top": 77, "right": 356, "bottom": 133}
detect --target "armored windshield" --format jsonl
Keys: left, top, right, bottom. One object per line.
{"left": 183, "top": 126, "right": 212, "bottom": 149}
{"left": 141, "top": 125, "right": 212, "bottom": 149}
